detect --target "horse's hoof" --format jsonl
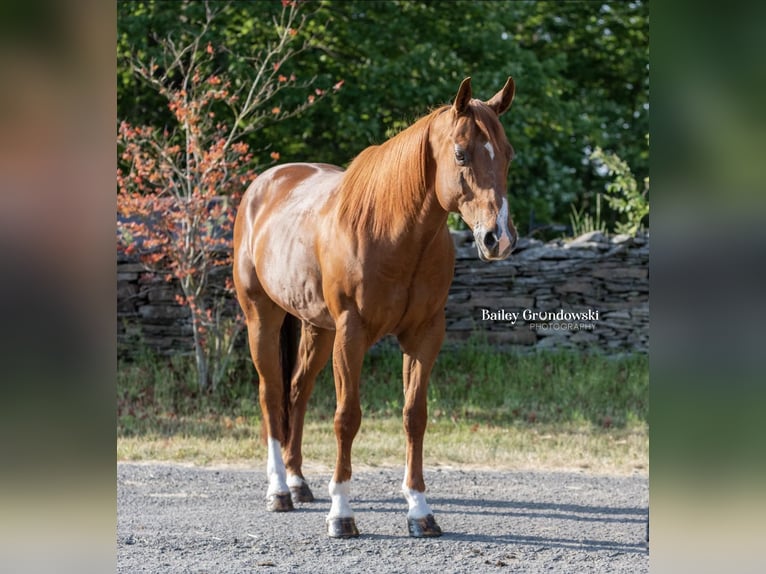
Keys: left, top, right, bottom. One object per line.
{"left": 290, "top": 482, "right": 315, "bottom": 503}
{"left": 327, "top": 517, "right": 359, "bottom": 538}
{"left": 266, "top": 493, "right": 294, "bottom": 512}
{"left": 407, "top": 514, "right": 443, "bottom": 537}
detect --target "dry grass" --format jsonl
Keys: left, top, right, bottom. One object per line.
{"left": 118, "top": 342, "right": 649, "bottom": 476}
{"left": 118, "top": 417, "right": 648, "bottom": 476}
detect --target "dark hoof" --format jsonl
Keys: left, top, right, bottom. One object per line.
{"left": 407, "top": 514, "right": 443, "bottom": 538}
{"left": 327, "top": 517, "right": 359, "bottom": 538}
{"left": 290, "top": 482, "right": 315, "bottom": 503}
{"left": 266, "top": 493, "right": 294, "bottom": 512}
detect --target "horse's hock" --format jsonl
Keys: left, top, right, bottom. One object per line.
{"left": 117, "top": 230, "right": 648, "bottom": 356}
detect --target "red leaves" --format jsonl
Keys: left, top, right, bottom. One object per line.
{"left": 116, "top": 0, "right": 326, "bottom": 387}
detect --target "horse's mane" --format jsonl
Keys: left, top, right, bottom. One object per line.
{"left": 336, "top": 106, "right": 449, "bottom": 240}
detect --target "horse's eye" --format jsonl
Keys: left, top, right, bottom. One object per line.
{"left": 454, "top": 149, "right": 466, "bottom": 165}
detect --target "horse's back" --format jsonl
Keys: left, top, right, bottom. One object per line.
{"left": 237, "top": 161, "right": 343, "bottom": 242}
{"left": 241, "top": 162, "right": 343, "bottom": 210}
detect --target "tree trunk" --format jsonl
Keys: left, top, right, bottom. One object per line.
{"left": 191, "top": 312, "right": 209, "bottom": 391}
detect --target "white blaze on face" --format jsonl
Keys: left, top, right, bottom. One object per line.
{"left": 402, "top": 468, "right": 433, "bottom": 519}
{"left": 496, "top": 196, "right": 512, "bottom": 254}
{"left": 327, "top": 479, "right": 354, "bottom": 520}
{"left": 484, "top": 141, "right": 495, "bottom": 160}
{"left": 266, "top": 436, "right": 289, "bottom": 496}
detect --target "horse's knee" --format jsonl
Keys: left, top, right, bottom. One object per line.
{"left": 333, "top": 404, "right": 362, "bottom": 437}
{"left": 402, "top": 404, "right": 427, "bottom": 437}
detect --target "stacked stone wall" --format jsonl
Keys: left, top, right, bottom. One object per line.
{"left": 117, "top": 231, "right": 648, "bottom": 355}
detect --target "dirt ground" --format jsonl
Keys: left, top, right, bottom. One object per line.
{"left": 118, "top": 462, "right": 648, "bottom": 573}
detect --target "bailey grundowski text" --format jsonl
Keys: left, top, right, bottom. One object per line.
{"left": 480, "top": 308, "right": 600, "bottom": 325}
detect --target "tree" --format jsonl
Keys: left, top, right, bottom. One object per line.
{"left": 117, "top": 1, "right": 337, "bottom": 390}
{"left": 262, "top": 1, "right": 649, "bottom": 232}
{"left": 118, "top": 1, "right": 649, "bottom": 235}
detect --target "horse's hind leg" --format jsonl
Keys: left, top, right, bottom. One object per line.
{"left": 284, "top": 322, "right": 334, "bottom": 503}
{"left": 240, "top": 297, "right": 293, "bottom": 512}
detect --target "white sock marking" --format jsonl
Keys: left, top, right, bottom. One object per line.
{"left": 402, "top": 468, "right": 433, "bottom": 519}
{"left": 266, "top": 436, "right": 289, "bottom": 496}
{"left": 327, "top": 480, "right": 354, "bottom": 520}
{"left": 286, "top": 474, "right": 305, "bottom": 488}
{"left": 484, "top": 141, "right": 495, "bottom": 160}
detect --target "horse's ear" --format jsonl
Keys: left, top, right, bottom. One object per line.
{"left": 486, "top": 76, "right": 515, "bottom": 116}
{"left": 453, "top": 77, "right": 472, "bottom": 115}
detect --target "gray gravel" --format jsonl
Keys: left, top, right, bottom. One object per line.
{"left": 118, "top": 462, "right": 648, "bottom": 573}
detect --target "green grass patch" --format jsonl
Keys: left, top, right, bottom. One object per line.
{"left": 118, "top": 338, "right": 648, "bottom": 474}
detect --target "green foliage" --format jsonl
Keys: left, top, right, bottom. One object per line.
{"left": 569, "top": 192, "right": 607, "bottom": 236}
{"left": 447, "top": 212, "right": 468, "bottom": 231}
{"left": 118, "top": 1, "right": 649, "bottom": 232}
{"left": 590, "top": 145, "right": 650, "bottom": 235}
{"left": 426, "top": 339, "right": 647, "bottom": 428}
{"left": 117, "top": 346, "right": 260, "bottom": 438}
{"left": 118, "top": 340, "right": 648, "bottom": 437}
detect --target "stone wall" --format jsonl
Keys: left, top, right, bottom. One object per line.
{"left": 447, "top": 230, "right": 648, "bottom": 353}
{"left": 117, "top": 230, "right": 648, "bottom": 356}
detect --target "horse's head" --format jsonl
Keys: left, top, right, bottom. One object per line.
{"left": 432, "top": 77, "right": 518, "bottom": 261}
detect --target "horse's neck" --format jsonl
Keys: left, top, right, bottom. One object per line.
{"left": 385, "top": 184, "right": 449, "bottom": 261}
{"left": 334, "top": 121, "right": 449, "bottom": 251}
{"left": 386, "top": 142, "right": 449, "bottom": 245}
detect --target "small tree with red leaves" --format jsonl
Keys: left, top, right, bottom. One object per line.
{"left": 118, "top": 1, "right": 338, "bottom": 390}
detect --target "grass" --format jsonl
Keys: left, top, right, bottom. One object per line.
{"left": 117, "top": 337, "right": 648, "bottom": 475}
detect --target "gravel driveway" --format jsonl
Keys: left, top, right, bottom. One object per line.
{"left": 118, "top": 462, "right": 648, "bottom": 573}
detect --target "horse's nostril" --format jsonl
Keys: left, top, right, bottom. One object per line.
{"left": 483, "top": 230, "right": 498, "bottom": 250}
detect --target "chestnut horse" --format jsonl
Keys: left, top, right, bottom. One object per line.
{"left": 233, "top": 77, "right": 518, "bottom": 538}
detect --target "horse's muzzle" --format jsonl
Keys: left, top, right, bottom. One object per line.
{"left": 475, "top": 226, "right": 516, "bottom": 261}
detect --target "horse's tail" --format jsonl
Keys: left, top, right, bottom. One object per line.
{"left": 279, "top": 313, "right": 300, "bottom": 442}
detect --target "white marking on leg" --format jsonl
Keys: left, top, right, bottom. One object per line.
{"left": 286, "top": 474, "right": 306, "bottom": 489}
{"left": 484, "top": 141, "right": 495, "bottom": 160}
{"left": 402, "top": 468, "right": 433, "bottom": 519}
{"left": 327, "top": 480, "right": 354, "bottom": 520}
{"left": 266, "top": 436, "right": 289, "bottom": 496}
{"left": 496, "top": 196, "right": 512, "bottom": 254}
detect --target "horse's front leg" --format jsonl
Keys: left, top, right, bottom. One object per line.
{"left": 398, "top": 313, "right": 446, "bottom": 537}
{"left": 326, "top": 311, "right": 366, "bottom": 538}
